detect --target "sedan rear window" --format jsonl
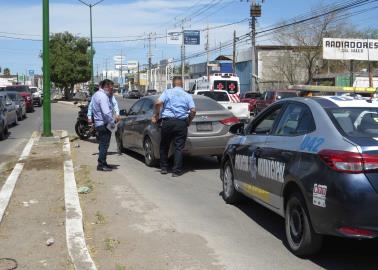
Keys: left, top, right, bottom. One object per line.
{"left": 330, "top": 108, "right": 378, "bottom": 137}
{"left": 5, "top": 86, "right": 29, "bottom": 93}
{"left": 194, "top": 97, "right": 226, "bottom": 112}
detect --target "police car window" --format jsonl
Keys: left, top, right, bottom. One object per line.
{"left": 250, "top": 105, "right": 282, "bottom": 134}
{"left": 329, "top": 108, "right": 378, "bottom": 137}
{"left": 128, "top": 100, "right": 144, "bottom": 115}
{"left": 274, "top": 103, "right": 315, "bottom": 136}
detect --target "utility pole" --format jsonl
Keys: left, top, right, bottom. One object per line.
{"left": 105, "top": 58, "right": 108, "bottom": 79}
{"left": 205, "top": 25, "right": 210, "bottom": 80}
{"left": 42, "top": 0, "right": 52, "bottom": 136}
{"left": 367, "top": 36, "right": 373, "bottom": 88}
{"left": 78, "top": 0, "right": 104, "bottom": 94}
{"left": 120, "top": 49, "right": 123, "bottom": 87}
{"left": 243, "top": 0, "right": 263, "bottom": 92}
{"left": 233, "top": 30, "right": 237, "bottom": 72}
{"left": 146, "top": 32, "right": 155, "bottom": 89}
{"left": 175, "top": 18, "right": 190, "bottom": 88}
{"left": 350, "top": 60, "right": 354, "bottom": 87}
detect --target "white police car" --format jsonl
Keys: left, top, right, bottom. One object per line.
{"left": 220, "top": 96, "right": 378, "bottom": 256}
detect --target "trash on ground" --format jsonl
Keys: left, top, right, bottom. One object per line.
{"left": 78, "top": 186, "right": 91, "bottom": 194}
{"left": 46, "top": 238, "right": 55, "bottom": 246}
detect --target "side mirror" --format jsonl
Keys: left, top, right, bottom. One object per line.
{"left": 229, "top": 123, "right": 245, "bottom": 135}
{"left": 120, "top": 109, "right": 128, "bottom": 116}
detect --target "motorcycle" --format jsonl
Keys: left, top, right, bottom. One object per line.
{"left": 75, "top": 104, "right": 97, "bottom": 140}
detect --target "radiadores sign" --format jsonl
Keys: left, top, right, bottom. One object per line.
{"left": 323, "top": 38, "right": 378, "bottom": 61}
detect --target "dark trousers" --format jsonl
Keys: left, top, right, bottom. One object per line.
{"left": 97, "top": 125, "right": 112, "bottom": 167}
{"left": 160, "top": 119, "right": 188, "bottom": 173}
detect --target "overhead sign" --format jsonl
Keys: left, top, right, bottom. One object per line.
{"left": 167, "top": 30, "right": 182, "bottom": 45}
{"left": 323, "top": 38, "right": 378, "bottom": 61}
{"left": 127, "top": 61, "right": 138, "bottom": 70}
{"left": 113, "top": 55, "right": 126, "bottom": 65}
{"left": 184, "top": 30, "right": 200, "bottom": 45}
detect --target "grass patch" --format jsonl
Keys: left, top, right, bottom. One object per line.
{"left": 104, "top": 238, "right": 120, "bottom": 252}
{"left": 116, "top": 265, "right": 126, "bottom": 270}
{"left": 76, "top": 165, "right": 94, "bottom": 190}
{"left": 95, "top": 211, "right": 106, "bottom": 224}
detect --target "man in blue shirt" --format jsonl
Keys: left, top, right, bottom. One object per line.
{"left": 91, "top": 79, "right": 116, "bottom": 171}
{"left": 152, "top": 76, "right": 196, "bottom": 177}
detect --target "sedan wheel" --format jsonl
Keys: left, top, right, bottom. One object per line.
{"left": 285, "top": 192, "right": 323, "bottom": 257}
{"left": 222, "top": 160, "right": 241, "bottom": 204}
{"left": 144, "top": 137, "right": 157, "bottom": 167}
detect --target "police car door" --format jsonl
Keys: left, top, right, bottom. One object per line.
{"left": 233, "top": 104, "right": 285, "bottom": 206}
{"left": 261, "top": 102, "right": 317, "bottom": 215}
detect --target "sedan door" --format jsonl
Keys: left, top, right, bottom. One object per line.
{"left": 233, "top": 103, "right": 285, "bottom": 208}
{"left": 122, "top": 100, "right": 145, "bottom": 148}
{"left": 133, "top": 98, "right": 154, "bottom": 150}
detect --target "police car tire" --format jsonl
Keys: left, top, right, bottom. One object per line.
{"left": 285, "top": 192, "right": 323, "bottom": 257}
{"left": 144, "top": 137, "right": 157, "bottom": 167}
{"left": 222, "top": 160, "right": 241, "bottom": 204}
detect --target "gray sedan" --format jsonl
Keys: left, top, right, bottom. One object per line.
{"left": 0, "top": 93, "right": 18, "bottom": 127}
{"left": 116, "top": 95, "right": 239, "bottom": 166}
{"left": 3, "top": 91, "right": 26, "bottom": 120}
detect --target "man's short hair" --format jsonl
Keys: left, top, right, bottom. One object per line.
{"left": 172, "top": 76, "right": 182, "bottom": 86}
{"left": 100, "top": 79, "right": 114, "bottom": 88}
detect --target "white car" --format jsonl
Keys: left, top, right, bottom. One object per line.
{"left": 194, "top": 90, "right": 250, "bottom": 121}
{"left": 30, "top": 87, "right": 43, "bottom": 107}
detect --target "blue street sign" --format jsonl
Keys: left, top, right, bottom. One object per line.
{"left": 28, "top": 70, "right": 34, "bottom": 76}
{"left": 184, "top": 30, "right": 200, "bottom": 45}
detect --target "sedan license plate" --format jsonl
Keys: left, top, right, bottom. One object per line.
{"left": 197, "top": 122, "right": 213, "bottom": 132}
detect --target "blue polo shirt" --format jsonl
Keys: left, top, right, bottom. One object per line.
{"left": 159, "top": 87, "right": 195, "bottom": 120}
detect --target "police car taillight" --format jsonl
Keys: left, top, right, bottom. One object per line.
{"left": 319, "top": 150, "right": 378, "bottom": 173}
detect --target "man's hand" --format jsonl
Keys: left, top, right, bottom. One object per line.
{"left": 151, "top": 114, "right": 159, "bottom": 124}
{"left": 115, "top": 115, "right": 121, "bottom": 123}
{"left": 88, "top": 118, "right": 93, "bottom": 124}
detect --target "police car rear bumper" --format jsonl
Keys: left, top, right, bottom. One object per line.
{"left": 307, "top": 171, "right": 378, "bottom": 239}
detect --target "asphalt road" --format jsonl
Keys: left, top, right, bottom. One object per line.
{"left": 2, "top": 97, "right": 378, "bottom": 269}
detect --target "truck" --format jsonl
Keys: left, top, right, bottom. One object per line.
{"left": 194, "top": 90, "right": 250, "bottom": 121}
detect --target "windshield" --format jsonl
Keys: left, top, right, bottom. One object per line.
{"left": 7, "top": 93, "right": 17, "bottom": 100}
{"left": 244, "top": 93, "right": 261, "bottom": 99}
{"left": 329, "top": 108, "right": 378, "bottom": 137}
{"left": 213, "top": 80, "right": 238, "bottom": 94}
{"left": 5, "top": 85, "right": 29, "bottom": 93}
{"left": 30, "top": 88, "right": 37, "bottom": 93}
{"left": 197, "top": 91, "right": 229, "bottom": 102}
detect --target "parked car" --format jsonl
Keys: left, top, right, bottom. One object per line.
{"left": 0, "top": 92, "right": 18, "bottom": 127}
{"left": 128, "top": 90, "right": 143, "bottom": 99}
{"left": 3, "top": 91, "right": 26, "bottom": 120}
{"left": 254, "top": 90, "right": 297, "bottom": 115}
{"left": 30, "top": 86, "right": 43, "bottom": 107}
{"left": 4, "top": 85, "right": 34, "bottom": 112}
{"left": 116, "top": 95, "right": 239, "bottom": 166}
{"left": 240, "top": 92, "right": 262, "bottom": 115}
{"left": 194, "top": 90, "right": 250, "bottom": 122}
{"left": 221, "top": 95, "right": 378, "bottom": 256}
{"left": 0, "top": 101, "right": 8, "bottom": 140}
{"left": 145, "top": 89, "right": 158, "bottom": 96}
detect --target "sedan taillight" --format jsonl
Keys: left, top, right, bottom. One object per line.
{"left": 220, "top": 117, "right": 239, "bottom": 126}
{"left": 319, "top": 150, "right": 378, "bottom": 173}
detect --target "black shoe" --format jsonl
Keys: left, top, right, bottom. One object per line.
{"left": 97, "top": 166, "right": 112, "bottom": 172}
{"left": 172, "top": 171, "right": 183, "bottom": 177}
{"left": 161, "top": 169, "right": 168, "bottom": 175}
{"left": 104, "top": 164, "right": 118, "bottom": 169}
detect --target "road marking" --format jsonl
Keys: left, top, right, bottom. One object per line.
{"left": 0, "top": 132, "right": 40, "bottom": 224}
{"left": 62, "top": 130, "right": 97, "bottom": 270}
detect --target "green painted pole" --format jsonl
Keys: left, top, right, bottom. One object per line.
{"left": 42, "top": 0, "right": 52, "bottom": 136}
{"left": 90, "top": 5, "right": 94, "bottom": 94}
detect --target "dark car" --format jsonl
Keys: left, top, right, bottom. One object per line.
{"left": 3, "top": 91, "right": 26, "bottom": 120}
{"left": 128, "top": 90, "right": 142, "bottom": 99}
{"left": 254, "top": 90, "right": 297, "bottom": 115}
{"left": 4, "top": 85, "right": 34, "bottom": 113}
{"left": 116, "top": 95, "right": 239, "bottom": 166}
{"left": 145, "top": 89, "right": 157, "bottom": 96}
{"left": 0, "top": 92, "right": 18, "bottom": 127}
{"left": 221, "top": 96, "right": 378, "bottom": 256}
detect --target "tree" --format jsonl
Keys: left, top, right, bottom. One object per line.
{"left": 3, "top": 68, "right": 10, "bottom": 76}
{"left": 48, "top": 32, "right": 91, "bottom": 99}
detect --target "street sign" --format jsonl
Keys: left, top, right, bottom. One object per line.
{"left": 184, "top": 30, "right": 200, "bottom": 45}
{"left": 127, "top": 61, "right": 138, "bottom": 70}
{"left": 28, "top": 70, "right": 34, "bottom": 76}
{"left": 167, "top": 30, "right": 182, "bottom": 45}
{"left": 113, "top": 55, "right": 126, "bottom": 65}
{"left": 323, "top": 38, "right": 378, "bottom": 61}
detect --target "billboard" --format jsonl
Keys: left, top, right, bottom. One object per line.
{"left": 167, "top": 30, "right": 182, "bottom": 45}
{"left": 184, "top": 30, "right": 200, "bottom": 45}
{"left": 323, "top": 38, "right": 378, "bottom": 61}
{"left": 127, "top": 61, "right": 138, "bottom": 70}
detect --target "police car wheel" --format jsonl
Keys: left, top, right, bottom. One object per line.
{"left": 144, "top": 137, "right": 157, "bottom": 167}
{"left": 222, "top": 160, "right": 241, "bottom": 204}
{"left": 285, "top": 192, "right": 323, "bottom": 257}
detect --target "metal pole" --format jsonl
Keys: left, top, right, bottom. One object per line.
{"left": 233, "top": 30, "right": 236, "bottom": 72}
{"left": 42, "top": 0, "right": 52, "bottom": 136}
{"left": 181, "top": 25, "right": 185, "bottom": 86}
{"left": 251, "top": 12, "right": 256, "bottom": 92}
{"left": 350, "top": 60, "right": 354, "bottom": 87}
{"left": 89, "top": 5, "right": 94, "bottom": 93}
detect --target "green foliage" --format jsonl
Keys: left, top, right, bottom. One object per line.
{"left": 3, "top": 68, "right": 10, "bottom": 76}
{"left": 48, "top": 32, "right": 92, "bottom": 99}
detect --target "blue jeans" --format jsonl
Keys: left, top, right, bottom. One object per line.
{"left": 97, "top": 125, "right": 111, "bottom": 167}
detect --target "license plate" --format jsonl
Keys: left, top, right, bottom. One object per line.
{"left": 196, "top": 122, "right": 213, "bottom": 131}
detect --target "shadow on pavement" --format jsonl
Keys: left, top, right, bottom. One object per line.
{"left": 228, "top": 195, "right": 378, "bottom": 270}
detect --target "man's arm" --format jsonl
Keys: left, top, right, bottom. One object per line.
{"left": 112, "top": 96, "right": 121, "bottom": 122}
{"left": 99, "top": 95, "right": 115, "bottom": 125}
{"left": 187, "top": 96, "right": 196, "bottom": 126}
{"left": 152, "top": 99, "right": 163, "bottom": 124}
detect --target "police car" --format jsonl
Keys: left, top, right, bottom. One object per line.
{"left": 220, "top": 95, "right": 378, "bottom": 256}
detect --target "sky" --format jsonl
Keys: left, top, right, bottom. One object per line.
{"left": 0, "top": 0, "right": 377, "bottom": 75}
